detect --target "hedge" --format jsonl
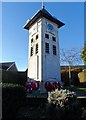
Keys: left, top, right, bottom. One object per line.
{"left": 2, "top": 83, "right": 26, "bottom": 120}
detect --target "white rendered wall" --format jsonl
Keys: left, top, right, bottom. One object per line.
{"left": 28, "top": 19, "right": 42, "bottom": 81}
{"left": 41, "top": 18, "right": 61, "bottom": 82}
{"left": 28, "top": 17, "right": 61, "bottom": 82}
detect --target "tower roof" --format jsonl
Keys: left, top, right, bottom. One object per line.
{"left": 24, "top": 8, "right": 65, "bottom": 30}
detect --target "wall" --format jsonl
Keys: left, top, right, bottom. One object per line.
{"left": 1, "top": 70, "right": 27, "bottom": 85}
{"left": 42, "top": 18, "right": 61, "bottom": 82}
{"left": 28, "top": 18, "right": 42, "bottom": 81}
{"left": 61, "top": 69, "right": 82, "bottom": 85}
{"left": 28, "top": 17, "right": 61, "bottom": 82}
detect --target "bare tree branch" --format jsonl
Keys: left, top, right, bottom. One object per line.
{"left": 60, "top": 48, "right": 82, "bottom": 84}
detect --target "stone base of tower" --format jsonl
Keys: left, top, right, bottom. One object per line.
{"left": 39, "top": 82, "right": 47, "bottom": 93}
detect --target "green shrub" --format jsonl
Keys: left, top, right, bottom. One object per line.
{"left": 2, "top": 83, "right": 26, "bottom": 120}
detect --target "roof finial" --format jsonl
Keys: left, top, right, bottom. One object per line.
{"left": 42, "top": 0, "right": 45, "bottom": 9}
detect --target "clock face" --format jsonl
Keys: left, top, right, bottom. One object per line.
{"left": 47, "top": 23, "right": 54, "bottom": 33}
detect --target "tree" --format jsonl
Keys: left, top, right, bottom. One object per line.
{"left": 60, "top": 48, "right": 82, "bottom": 85}
{"left": 81, "top": 44, "right": 86, "bottom": 64}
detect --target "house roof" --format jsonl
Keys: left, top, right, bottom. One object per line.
{"left": 24, "top": 8, "right": 65, "bottom": 30}
{"left": 0, "top": 62, "right": 15, "bottom": 70}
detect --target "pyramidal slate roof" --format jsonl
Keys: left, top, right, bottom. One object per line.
{"left": 0, "top": 62, "right": 15, "bottom": 70}
{"left": 24, "top": 8, "right": 65, "bottom": 30}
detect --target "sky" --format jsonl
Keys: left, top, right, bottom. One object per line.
{"left": 1, "top": 2, "right": 84, "bottom": 71}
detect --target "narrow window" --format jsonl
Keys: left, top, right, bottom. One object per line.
{"left": 52, "top": 36, "right": 56, "bottom": 42}
{"left": 53, "top": 45, "right": 56, "bottom": 55}
{"left": 45, "top": 34, "right": 49, "bottom": 39}
{"left": 36, "top": 43, "right": 38, "bottom": 54}
{"left": 31, "top": 38, "right": 33, "bottom": 43}
{"left": 45, "top": 43, "right": 49, "bottom": 53}
{"left": 30, "top": 47, "right": 33, "bottom": 56}
{"left": 36, "top": 34, "right": 38, "bottom": 40}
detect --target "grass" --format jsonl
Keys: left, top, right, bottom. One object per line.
{"left": 64, "top": 85, "right": 86, "bottom": 91}
{"left": 64, "top": 85, "right": 86, "bottom": 97}
{"left": 77, "top": 87, "right": 86, "bottom": 91}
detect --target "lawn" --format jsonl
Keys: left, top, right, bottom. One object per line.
{"left": 78, "top": 87, "right": 86, "bottom": 91}
{"left": 64, "top": 85, "right": 86, "bottom": 96}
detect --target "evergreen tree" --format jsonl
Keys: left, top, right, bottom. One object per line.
{"left": 81, "top": 44, "right": 86, "bottom": 64}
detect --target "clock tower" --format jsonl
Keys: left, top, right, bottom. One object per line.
{"left": 24, "top": 7, "right": 64, "bottom": 87}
